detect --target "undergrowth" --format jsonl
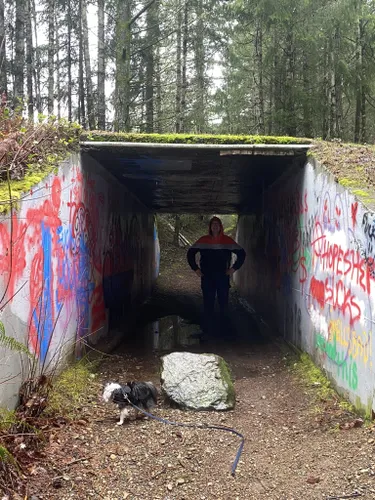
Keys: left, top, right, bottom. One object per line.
{"left": 0, "top": 106, "right": 81, "bottom": 213}
{"left": 293, "top": 353, "right": 354, "bottom": 410}
{"left": 46, "top": 356, "right": 101, "bottom": 418}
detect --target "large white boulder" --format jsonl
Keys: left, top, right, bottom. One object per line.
{"left": 160, "top": 352, "right": 235, "bottom": 410}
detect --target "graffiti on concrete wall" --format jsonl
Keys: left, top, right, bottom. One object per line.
{"left": 0, "top": 156, "right": 156, "bottom": 365}
{"left": 238, "top": 162, "right": 375, "bottom": 410}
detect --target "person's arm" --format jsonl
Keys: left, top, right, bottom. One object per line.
{"left": 232, "top": 246, "right": 246, "bottom": 270}
{"left": 187, "top": 246, "right": 199, "bottom": 271}
{"left": 226, "top": 241, "right": 246, "bottom": 275}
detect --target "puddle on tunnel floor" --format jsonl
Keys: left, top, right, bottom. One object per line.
{"left": 144, "top": 316, "right": 202, "bottom": 352}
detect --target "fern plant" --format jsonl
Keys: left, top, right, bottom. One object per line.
{"left": 0, "top": 445, "right": 15, "bottom": 464}
{"left": 0, "top": 320, "right": 34, "bottom": 359}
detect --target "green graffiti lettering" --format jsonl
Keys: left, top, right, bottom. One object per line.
{"left": 316, "top": 334, "right": 358, "bottom": 390}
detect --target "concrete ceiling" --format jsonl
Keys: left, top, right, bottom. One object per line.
{"left": 80, "top": 142, "right": 311, "bottom": 214}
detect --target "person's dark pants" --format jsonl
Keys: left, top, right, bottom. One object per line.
{"left": 201, "top": 274, "right": 230, "bottom": 337}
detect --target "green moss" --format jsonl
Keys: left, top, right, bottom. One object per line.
{"left": 81, "top": 130, "right": 312, "bottom": 145}
{"left": 0, "top": 163, "right": 60, "bottom": 213}
{"left": 338, "top": 400, "right": 356, "bottom": 413}
{"left": 0, "top": 119, "right": 81, "bottom": 212}
{"left": 46, "top": 356, "right": 100, "bottom": 418}
{"left": 293, "top": 352, "right": 334, "bottom": 400}
{"left": 352, "top": 189, "right": 371, "bottom": 198}
{"left": 338, "top": 178, "right": 359, "bottom": 188}
{"left": 216, "top": 355, "right": 236, "bottom": 408}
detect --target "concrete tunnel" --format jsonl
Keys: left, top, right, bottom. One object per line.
{"left": 1, "top": 136, "right": 374, "bottom": 416}
{"left": 80, "top": 138, "right": 375, "bottom": 417}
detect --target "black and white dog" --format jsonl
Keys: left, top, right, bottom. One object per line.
{"left": 102, "top": 381, "right": 158, "bottom": 425}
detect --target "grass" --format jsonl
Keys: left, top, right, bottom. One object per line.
{"left": 46, "top": 356, "right": 101, "bottom": 418}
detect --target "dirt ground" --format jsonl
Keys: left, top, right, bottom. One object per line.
{"left": 21, "top": 243, "right": 375, "bottom": 500}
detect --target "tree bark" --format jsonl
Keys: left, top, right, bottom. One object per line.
{"left": 181, "top": 0, "right": 188, "bottom": 132}
{"left": 255, "top": 17, "right": 264, "bottom": 134}
{"left": 14, "top": 0, "right": 26, "bottom": 105}
{"left": 55, "top": 13, "right": 61, "bottom": 119}
{"left": 47, "top": 0, "right": 54, "bottom": 115}
{"left": 97, "top": 0, "right": 106, "bottom": 129}
{"left": 334, "top": 26, "right": 342, "bottom": 138}
{"left": 67, "top": 0, "right": 72, "bottom": 121}
{"left": 114, "top": 0, "right": 131, "bottom": 131}
{"left": 194, "top": 0, "right": 205, "bottom": 132}
{"left": 78, "top": 0, "right": 86, "bottom": 127}
{"left": 175, "top": 0, "right": 182, "bottom": 132}
{"left": 354, "top": 2, "right": 362, "bottom": 142}
{"left": 82, "top": 0, "right": 95, "bottom": 128}
{"left": 26, "top": 0, "right": 33, "bottom": 119}
{"left": 360, "top": 17, "right": 366, "bottom": 143}
{"left": 0, "top": 0, "right": 7, "bottom": 94}
{"left": 145, "top": 0, "right": 157, "bottom": 132}
{"left": 302, "top": 51, "right": 312, "bottom": 138}
{"left": 285, "top": 29, "right": 296, "bottom": 136}
{"left": 31, "top": 0, "right": 41, "bottom": 113}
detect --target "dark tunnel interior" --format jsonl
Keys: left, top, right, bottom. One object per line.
{"left": 80, "top": 142, "right": 311, "bottom": 350}
{"left": 82, "top": 143, "right": 309, "bottom": 215}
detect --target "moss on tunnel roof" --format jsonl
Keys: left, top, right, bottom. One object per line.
{"left": 80, "top": 130, "right": 313, "bottom": 145}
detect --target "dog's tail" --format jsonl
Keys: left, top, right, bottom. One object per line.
{"left": 145, "top": 382, "right": 158, "bottom": 406}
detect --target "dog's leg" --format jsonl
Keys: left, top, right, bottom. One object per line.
{"left": 117, "top": 408, "right": 129, "bottom": 425}
{"left": 134, "top": 408, "right": 139, "bottom": 419}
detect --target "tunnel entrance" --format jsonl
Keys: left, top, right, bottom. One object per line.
{"left": 79, "top": 140, "right": 311, "bottom": 351}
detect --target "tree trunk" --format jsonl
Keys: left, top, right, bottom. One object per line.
{"left": 255, "top": 17, "right": 264, "bottom": 134}
{"left": 97, "top": 0, "right": 106, "bottom": 129}
{"left": 181, "top": 0, "right": 188, "bottom": 132}
{"left": 26, "top": 0, "right": 33, "bottom": 119}
{"left": 31, "top": 0, "right": 41, "bottom": 113}
{"left": 14, "top": 0, "right": 26, "bottom": 105}
{"left": 0, "top": 0, "right": 7, "bottom": 94}
{"left": 194, "top": 0, "right": 205, "bottom": 132}
{"left": 175, "top": 0, "right": 182, "bottom": 132}
{"left": 322, "top": 39, "right": 329, "bottom": 140}
{"left": 302, "top": 51, "right": 312, "bottom": 137}
{"left": 155, "top": 43, "right": 161, "bottom": 132}
{"left": 55, "top": 13, "right": 61, "bottom": 119}
{"left": 273, "top": 29, "right": 282, "bottom": 135}
{"left": 329, "top": 40, "right": 335, "bottom": 139}
{"left": 285, "top": 29, "right": 296, "bottom": 136}
{"left": 82, "top": 0, "right": 95, "bottom": 128}
{"left": 334, "top": 26, "right": 342, "bottom": 138}
{"left": 47, "top": 0, "right": 54, "bottom": 115}
{"left": 78, "top": 0, "right": 86, "bottom": 127}
{"left": 354, "top": 3, "right": 362, "bottom": 142}
{"left": 145, "top": 0, "right": 157, "bottom": 132}
{"left": 67, "top": 0, "right": 72, "bottom": 121}
{"left": 360, "top": 17, "right": 366, "bottom": 143}
{"left": 114, "top": 0, "right": 131, "bottom": 131}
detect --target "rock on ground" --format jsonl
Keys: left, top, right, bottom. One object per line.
{"left": 160, "top": 351, "right": 235, "bottom": 410}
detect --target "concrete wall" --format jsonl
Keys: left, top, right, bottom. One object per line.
{"left": 236, "top": 158, "right": 375, "bottom": 415}
{"left": 0, "top": 152, "right": 159, "bottom": 409}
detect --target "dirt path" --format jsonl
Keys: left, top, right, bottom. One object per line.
{"left": 25, "top": 245, "right": 375, "bottom": 500}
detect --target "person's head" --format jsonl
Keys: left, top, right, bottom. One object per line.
{"left": 209, "top": 216, "right": 223, "bottom": 237}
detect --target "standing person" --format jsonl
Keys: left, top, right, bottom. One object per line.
{"left": 187, "top": 216, "right": 246, "bottom": 339}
